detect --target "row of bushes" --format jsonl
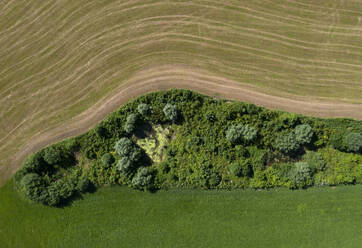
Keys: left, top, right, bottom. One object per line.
{"left": 14, "top": 89, "right": 362, "bottom": 206}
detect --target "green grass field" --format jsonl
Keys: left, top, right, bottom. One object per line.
{"left": 2, "top": 0, "right": 362, "bottom": 184}
{"left": 2, "top": 181, "right": 362, "bottom": 248}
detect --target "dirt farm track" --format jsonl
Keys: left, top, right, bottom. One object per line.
{"left": 1, "top": 0, "right": 362, "bottom": 184}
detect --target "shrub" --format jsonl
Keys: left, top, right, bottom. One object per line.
{"left": 77, "top": 176, "right": 90, "bottom": 193}
{"left": 95, "top": 125, "right": 107, "bottom": 138}
{"left": 124, "top": 113, "right": 138, "bottom": 133}
{"left": 275, "top": 132, "right": 300, "bottom": 154}
{"left": 163, "top": 103, "right": 178, "bottom": 122}
{"left": 229, "top": 159, "right": 252, "bottom": 177}
{"left": 303, "top": 151, "right": 325, "bottom": 173}
{"left": 101, "top": 153, "right": 114, "bottom": 167}
{"left": 137, "top": 103, "right": 151, "bottom": 116}
{"left": 294, "top": 124, "right": 313, "bottom": 145}
{"left": 329, "top": 130, "right": 346, "bottom": 151}
{"left": 288, "top": 162, "right": 312, "bottom": 188}
{"left": 42, "top": 146, "right": 62, "bottom": 165}
{"left": 243, "top": 125, "right": 258, "bottom": 141}
{"left": 132, "top": 167, "right": 154, "bottom": 190}
{"left": 344, "top": 132, "right": 362, "bottom": 152}
{"left": 205, "top": 111, "right": 216, "bottom": 122}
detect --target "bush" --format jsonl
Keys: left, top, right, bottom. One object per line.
{"left": 77, "top": 176, "right": 90, "bottom": 193}
{"left": 205, "top": 111, "right": 216, "bottom": 122}
{"left": 124, "top": 113, "right": 138, "bottom": 133}
{"left": 288, "top": 162, "right": 312, "bottom": 188}
{"left": 101, "top": 153, "right": 114, "bottom": 167}
{"left": 132, "top": 167, "right": 154, "bottom": 190}
{"left": 42, "top": 146, "right": 62, "bottom": 165}
{"left": 137, "top": 103, "right": 151, "bottom": 116}
{"left": 275, "top": 132, "right": 300, "bottom": 154}
{"left": 294, "top": 124, "right": 313, "bottom": 145}
{"left": 229, "top": 159, "right": 252, "bottom": 177}
{"left": 344, "top": 132, "right": 362, "bottom": 153}
{"left": 303, "top": 151, "right": 325, "bottom": 173}
{"left": 163, "top": 103, "right": 178, "bottom": 122}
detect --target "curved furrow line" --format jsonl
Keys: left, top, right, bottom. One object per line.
{"left": 2, "top": 0, "right": 362, "bottom": 93}
{"left": 206, "top": 0, "right": 362, "bottom": 32}
{"left": 0, "top": 1, "right": 58, "bottom": 42}
{"left": 286, "top": 0, "right": 362, "bottom": 15}
{"left": 0, "top": 28, "right": 360, "bottom": 107}
{"left": 3, "top": 16, "right": 362, "bottom": 100}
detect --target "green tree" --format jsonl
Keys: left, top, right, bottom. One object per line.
{"left": 163, "top": 103, "right": 178, "bottom": 122}
{"left": 137, "top": 103, "right": 151, "bottom": 116}
{"left": 132, "top": 167, "right": 153, "bottom": 190}
{"left": 124, "top": 113, "right": 138, "bottom": 133}
{"left": 101, "top": 153, "right": 114, "bottom": 168}
{"left": 344, "top": 132, "right": 362, "bottom": 152}
{"left": 226, "top": 124, "right": 257, "bottom": 144}
{"left": 302, "top": 151, "right": 325, "bottom": 173}
{"left": 294, "top": 124, "right": 313, "bottom": 145}
{"left": 42, "top": 146, "right": 62, "bottom": 165}
{"left": 114, "top": 138, "right": 134, "bottom": 157}
{"left": 275, "top": 132, "right": 300, "bottom": 154}
{"left": 288, "top": 162, "right": 312, "bottom": 188}
{"left": 20, "top": 173, "right": 47, "bottom": 203}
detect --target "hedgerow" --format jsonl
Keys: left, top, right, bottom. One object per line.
{"left": 14, "top": 89, "right": 362, "bottom": 206}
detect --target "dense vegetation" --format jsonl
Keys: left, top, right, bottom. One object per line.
{"left": 14, "top": 90, "right": 362, "bottom": 206}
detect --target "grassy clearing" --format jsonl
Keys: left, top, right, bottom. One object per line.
{"left": 2, "top": 181, "right": 362, "bottom": 247}
{"left": 1, "top": 0, "right": 362, "bottom": 183}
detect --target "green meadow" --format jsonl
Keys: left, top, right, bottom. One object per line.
{"left": 2, "top": 181, "right": 362, "bottom": 248}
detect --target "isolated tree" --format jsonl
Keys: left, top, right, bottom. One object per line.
{"left": 275, "top": 132, "right": 300, "bottom": 154}
{"left": 137, "top": 103, "right": 151, "bottom": 116}
{"left": 124, "top": 113, "right": 138, "bottom": 133}
{"left": 163, "top": 103, "right": 178, "bottom": 122}
{"left": 344, "top": 132, "right": 362, "bottom": 152}
{"left": 294, "top": 124, "right": 313, "bottom": 145}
